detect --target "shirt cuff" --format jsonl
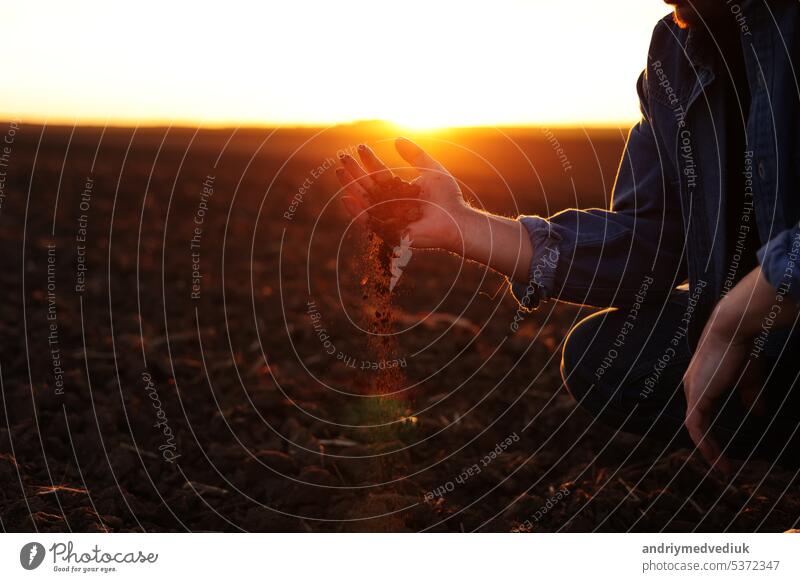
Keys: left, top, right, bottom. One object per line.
{"left": 756, "top": 226, "right": 800, "bottom": 303}
{"left": 508, "top": 215, "right": 562, "bottom": 311}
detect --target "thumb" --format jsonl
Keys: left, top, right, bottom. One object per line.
{"left": 395, "top": 137, "right": 445, "bottom": 174}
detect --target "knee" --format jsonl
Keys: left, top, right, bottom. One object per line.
{"left": 560, "top": 310, "right": 614, "bottom": 402}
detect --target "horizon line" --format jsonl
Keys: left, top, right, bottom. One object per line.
{"left": 0, "top": 117, "right": 635, "bottom": 132}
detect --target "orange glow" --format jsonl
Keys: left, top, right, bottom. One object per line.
{"left": 1, "top": 0, "right": 670, "bottom": 128}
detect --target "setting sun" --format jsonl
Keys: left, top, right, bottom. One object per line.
{"left": 1, "top": 0, "right": 669, "bottom": 128}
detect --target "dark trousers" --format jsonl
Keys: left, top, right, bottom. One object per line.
{"left": 561, "top": 293, "right": 800, "bottom": 466}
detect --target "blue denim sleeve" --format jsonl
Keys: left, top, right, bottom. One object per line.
{"left": 508, "top": 70, "right": 686, "bottom": 310}
{"left": 509, "top": 216, "right": 561, "bottom": 309}
{"left": 757, "top": 226, "right": 800, "bottom": 302}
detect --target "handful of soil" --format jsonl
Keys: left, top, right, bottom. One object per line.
{"left": 365, "top": 176, "right": 423, "bottom": 247}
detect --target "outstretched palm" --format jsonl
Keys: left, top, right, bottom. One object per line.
{"left": 336, "top": 138, "right": 468, "bottom": 251}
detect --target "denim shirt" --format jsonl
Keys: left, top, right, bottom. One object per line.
{"left": 513, "top": 0, "right": 800, "bottom": 347}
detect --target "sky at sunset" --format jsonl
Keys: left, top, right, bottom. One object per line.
{"left": 1, "top": 0, "right": 672, "bottom": 128}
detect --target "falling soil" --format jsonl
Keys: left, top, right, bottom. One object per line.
{"left": 359, "top": 174, "right": 422, "bottom": 396}
{"left": 356, "top": 174, "right": 423, "bottom": 444}
{"left": 361, "top": 233, "right": 404, "bottom": 395}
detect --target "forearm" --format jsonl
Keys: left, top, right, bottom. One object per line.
{"left": 443, "top": 207, "right": 533, "bottom": 283}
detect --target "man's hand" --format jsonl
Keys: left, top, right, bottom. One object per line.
{"left": 683, "top": 267, "right": 798, "bottom": 471}
{"left": 683, "top": 312, "right": 750, "bottom": 473}
{"left": 336, "top": 138, "right": 469, "bottom": 252}
{"left": 336, "top": 138, "right": 535, "bottom": 283}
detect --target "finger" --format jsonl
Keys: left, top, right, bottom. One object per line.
{"left": 702, "top": 440, "right": 732, "bottom": 475}
{"left": 685, "top": 411, "right": 710, "bottom": 455}
{"left": 395, "top": 137, "right": 445, "bottom": 174}
{"left": 340, "top": 195, "right": 367, "bottom": 226}
{"left": 697, "top": 435, "right": 722, "bottom": 467}
{"left": 357, "top": 144, "right": 393, "bottom": 184}
{"left": 335, "top": 167, "right": 369, "bottom": 207}
{"left": 686, "top": 413, "right": 729, "bottom": 473}
{"left": 339, "top": 153, "right": 378, "bottom": 196}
